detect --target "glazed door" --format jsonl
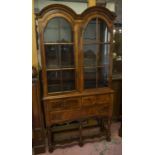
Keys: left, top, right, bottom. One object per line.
{"left": 82, "top": 17, "right": 112, "bottom": 89}
{"left": 43, "top": 17, "right": 76, "bottom": 93}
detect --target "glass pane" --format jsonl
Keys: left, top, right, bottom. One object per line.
{"left": 45, "top": 45, "right": 60, "bottom": 69}
{"left": 98, "top": 67, "right": 109, "bottom": 87}
{"left": 98, "top": 19, "right": 110, "bottom": 43}
{"left": 47, "top": 71, "right": 61, "bottom": 92}
{"left": 44, "top": 18, "right": 59, "bottom": 43}
{"left": 84, "top": 44, "right": 96, "bottom": 67}
{"left": 60, "top": 18, "right": 72, "bottom": 43}
{"left": 61, "top": 45, "right": 74, "bottom": 68}
{"left": 62, "top": 70, "right": 75, "bottom": 91}
{"left": 44, "top": 17, "right": 72, "bottom": 43}
{"left": 83, "top": 18, "right": 96, "bottom": 42}
{"left": 98, "top": 44, "right": 110, "bottom": 66}
{"left": 84, "top": 68, "right": 96, "bottom": 89}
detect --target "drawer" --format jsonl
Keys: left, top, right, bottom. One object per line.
{"left": 64, "top": 98, "right": 81, "bottom": 109}
{"left": 49, "top": 109, "right": 96, "bottom": 124}
{"left": 96, "top": 94, "right": 110, "bottom": 105}
{"left": 48, "top": 105, "right": 109, "bottom": 124}
{"left": 47, "top": 104, "right": 110, "bottom": 125}
{"left": 47, "top": 97, "right": 81, "bottom": 112}
{"left": 82, "top": 96, "right": 96, "bottom": 107}
{"left": 49, "top": 110, "right": 81, "bottom": 124}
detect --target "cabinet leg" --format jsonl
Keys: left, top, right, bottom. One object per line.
{"left": 106, "top": 119, "right": 111, "bottom": 142}
{"left": 49, "top": 146, "right": 54, "bottom": 153}
{"left": 79, "top": 121, "right": 83, "bottom": 147}
{"left": 100, "top": 117, "right": 105, "bottom": 132}
{"left": 48, "top": 127, "right": 54, "bottom": 152}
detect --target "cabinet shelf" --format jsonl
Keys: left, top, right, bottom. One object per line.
{"left": 46, "top": 68, "right": 75, "bottom": 71}
{"left": 83, "top": 41, "right": 111, "bottom": 45}
{"left": 83, "top": 65, "right": 109, "bottom": 68}
{"left": 44, "top": 42, "right": 74, "bottom": 45}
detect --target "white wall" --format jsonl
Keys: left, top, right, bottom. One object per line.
{"left": 106, "top": 2, "right": 115, "bottom": 12}
{"left": 35, "top": 0, "right": 116, "bottom": 14}
{"left": 35, "top": 0, "right": 88, "bottom": 14}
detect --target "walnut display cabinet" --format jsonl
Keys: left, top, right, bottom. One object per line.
{"left": 36, "top": 4, "right": 116, "bottom": 152}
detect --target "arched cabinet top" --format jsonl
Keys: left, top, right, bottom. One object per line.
{"left": 36, "top": 4, "right": 116, "bottom": 24}
{"left": 36, "top": 4, "right": 77, "bottom": 18}
{"left": 81, "top": 6, "right": 116, "bottom": 21}
{"left": 36, "top": 4, "right": 76, "bottom": 30}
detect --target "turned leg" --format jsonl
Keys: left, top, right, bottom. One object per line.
{"left": 106, "top": 119, "right": 111, "bottom": 142}
{"left": 98, "top": 118, "right": 102, "bottom": 131}
{"left": 79, "top": 121, "right": 83, "bottom": 147}
{"left": 100, "top": 117, "right": 105, "bottom": 132}
{"left": 48, "top": 127, "right": 54, "bottom": 152}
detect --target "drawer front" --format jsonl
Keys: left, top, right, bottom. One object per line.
{"left": 96, "top": 94, "right": 110, "bottom": 105}
{"left": 82, "top": 96, "right": 96, "bottom": 107}
{"left": 64, "top": 98, "right": 81, "bottom": 109}
{"left": 47, "top": 97, "right": 81, "bottom": 112}
{"left": 48, "top": 105, "right": 110, "bottom": 125}
{"left": 47, "top": 100, "right": 64, "bottom": 111}
{"left": 49, "top": 110, "right": 81, "bottom": 124}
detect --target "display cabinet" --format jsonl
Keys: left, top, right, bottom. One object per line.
{"left": 36, "top": 4, "right": 116, "bottom": 152}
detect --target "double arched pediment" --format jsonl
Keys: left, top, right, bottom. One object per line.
{"left": 36, "top": 4, "right": 116, "bottom": 25}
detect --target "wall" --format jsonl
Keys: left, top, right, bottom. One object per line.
{"left": 97, "top": 0, "right": 122, "bottom": 23}
{"left": 34, "top": 0, "right": 88, "bottom": 14}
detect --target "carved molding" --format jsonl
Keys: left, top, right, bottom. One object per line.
{"left": 36, "top": 4, "right": 116, "bottom": 21}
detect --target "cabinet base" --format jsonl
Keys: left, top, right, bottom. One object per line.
{"left": 47, "top": 117, "right": 111, "bottom": 152}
